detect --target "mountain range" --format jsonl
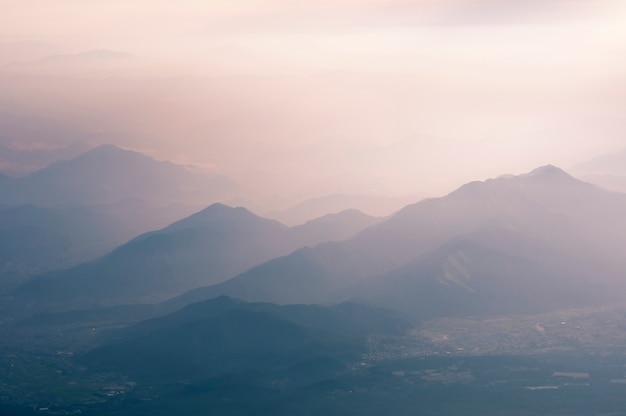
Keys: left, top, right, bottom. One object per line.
{"left": 0, "top": 202, "right": 202, "bottom": 293}
{"left": 0, "top": 144, "right": 249, "bottom": 294}
{"left": 11, "top": 204, "right": 380, "bottom": 310}
{"left": 572, "top": 148, "right": 626, "bottom": 194}
{"left": 9, "top": 163, "right": 626, "bottom": 321}
{"left": 5, "top": 161, "right": 626, "bottom": 416}
{"left": 171, "top": 166, "right": 626, "bottom": 318}
{"left": 0, "top": 144, "right": 237, "bottom": 206}
{"left": 0, "top": 141, "right": 91, "bottom": 177}
{"left": 271, "top": 193, "right": 420, "bottom": 226}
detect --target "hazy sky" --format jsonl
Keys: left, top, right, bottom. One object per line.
{"left": 1, "top": 0, "right": 626, "bottom": 205}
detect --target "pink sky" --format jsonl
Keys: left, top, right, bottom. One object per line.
{"left": 1, "top": 0, "right": 625, "bottom": 207}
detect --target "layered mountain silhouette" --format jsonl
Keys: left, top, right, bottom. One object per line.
{"left": 351, "top": 240, "right": 591, "bottom": 318}
{"left": 0, "top": 144, "right": 245, "bottom": 291}
{"left": 0, "top": 145, "right": 246, "bottom": 293}
{"left": 573, "top": 148, "right": 626, "bottom": 176}
{"left": 274, "top": 193, "right": 419, "bottom": 225}
{"left": 0, "top": 141, "right": 91, "bottom": 177}
{"left": 0, "top": 203, "right": 189, "bottom": 293}
{"left": 0, "top": 144, "right": 237, "bottom": 206}
{"left": 11, "top": 204, "right": 379, "bottom": 309}
{"left": 7, "top": 163, "right": 626, "bottom": 416}
{"left": 288, "top": 209, "right": 382, "bottom": 247}
{"left": 0, "top": 204, "right": 71, "bottom": 291}
{"left": 573, "top": 148, "right": 626, "bottom": 194}
{"left": 11, "top": 165, "right": 626, "bottom": 319}
{"left": 12, "top": 204, "right": 290, "bottom": 307}
{"left": 176, "top": 166, "right": 626, "bottom": 317}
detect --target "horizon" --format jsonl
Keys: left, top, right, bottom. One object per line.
{"left": 0, "top": 141, "right": 597, "bottom": 218}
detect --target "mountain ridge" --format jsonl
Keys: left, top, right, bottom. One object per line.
{"left": 0, "top": 144, "right": 238, "bottom": 206}
{"left": 168, "top": 165, "right": 626, "bottom": 317}
{"left": 10, "top": 203, "right": 381, "bottom": 311}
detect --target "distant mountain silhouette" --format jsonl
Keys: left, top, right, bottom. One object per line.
{"left": 0, "top": 144, "right": 238, "bottom": 206}
{"left": 577, "top": 174, "right": 626, "bottom": 194}
{"left": 12, "top": 204, "right": 290, "bottom": 307}
{"left": 0, "top": 141, "right": 91, "bottom": 177}
{"left": 11, "top": 204, "right": 380, "bottom": 310}
{"left": 288, "top": 209, "right": 382, "bottom": 247}
{"left": 573, "top": 149, "right": 626, "bottom": 194}
{"left": 0, "top": 203, "right": 191, "bottom": 293}
{"left": 179, "top": 166, "right": 626, "bottom": 317}
{"left": 573, "top": 149, "right": 626, "bottom": 176}
{"left": 0, "top": 204, "right": 71, "bottom": 291}
{"left": 0, "top": 145, "right": 236, "bottom": 287}
{"left": 273, "top": 194, "right": 419, "bottom": 225}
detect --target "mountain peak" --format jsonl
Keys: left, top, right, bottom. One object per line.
{"left": 194, "top": 202, "right": 242, "bottom": 217}
{"left": 165, "top": 203, "right": 279, "bottom": 231}
{"left": 520, "top": 165, "right": 572, "bottom": 179}
{"left": 84, "top": 144, "right": 132, "bottom": 155}
{"left": 22, "top": 144, "right": 145, "bottom": 176}
{"left": 455, "top": 165, "right": 576, "bottom": 195}
{"left": 72, "top": 144, "right": 152, "bottom": 164}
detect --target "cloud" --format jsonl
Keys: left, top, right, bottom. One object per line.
{"left": 431, "top": 0, "right": 598, "bottom": 26}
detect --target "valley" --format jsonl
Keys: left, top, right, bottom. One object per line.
{"left": 3, "top": 304, "right": 626, "bottom": 415}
